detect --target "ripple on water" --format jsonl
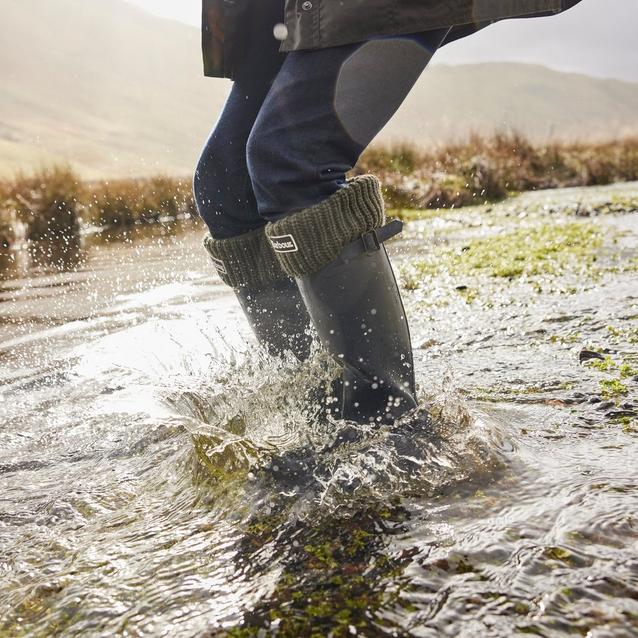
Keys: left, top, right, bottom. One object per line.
{"left": 2, "top": 302, "right": 637, "bottom": 636}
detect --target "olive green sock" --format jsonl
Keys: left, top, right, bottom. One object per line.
{"left": 203, "top": 227, "right": 287, "bottom": 289}
{"left": 264, "top": 175, "right": 385, "bottom": 278}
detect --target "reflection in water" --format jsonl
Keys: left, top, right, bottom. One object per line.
{"left": 1, "top": 186, "right": 637, "bottom": 637}
{"left": 87, "top": 217, "right": 198, "bottom": 248}
{"left": 0, "top": 218, "right": 200, "bottom": 281}
{"left": 0, "top": 250, "right": 19, "bottom": 281}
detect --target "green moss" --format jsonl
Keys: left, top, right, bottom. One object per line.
{"left": 599, "top": 378, "right": 629, "bottom": 399}
{"left": 585, "top": 355, "right": 637, "bottom": 405}
{"left": 345, "top": 529, "right": 372, "bottom": 557}
{"left": 191, "top": 434, "right": 251, "bottom": 485}
{"left": 224, "top": 507, "right": 413, "bottom": 637}
{"left": 619, "top": 417, "right": 637, "bottom": 433}
{"left": 456, "top": 558, "right": 477, "bottom": 574}
{"left": 303, "top": 542, "right": 339, "bottom": 569}
{"left": 225, "top": 628, "right": 260, "bottom": 638}
{"left": 470, "top": 383, "right": 563, "bottom": 402}
{"left": 586, "top": 355, "right": 617, "bottom": 372}
{"left": 412, "top": 222, "right": 602, "bottom": 283}
{"left": 456, "top": 286, "right": 479, "bottom": 303}
{"left": 549, "top": 332, "right": 582, "bottom": 345}
{"left": 543, "top": 546, "right": 572, "bottom": 562}
{"left": 516, "top": 624, "right": 547, "bottom": 636}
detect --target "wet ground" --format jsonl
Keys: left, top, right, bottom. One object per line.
{"left": 1, "top": 182, "right": 637, "bottom": 637}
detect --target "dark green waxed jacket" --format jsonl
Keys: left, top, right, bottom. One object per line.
{"left": 202, "top": 0, "right": 582, "bottom": 79}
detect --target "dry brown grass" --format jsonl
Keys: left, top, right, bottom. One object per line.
{"left": 85, "top": 176, "right": 197, "bottom": 227}
{"left": 355, "top": 132, "right": 638, "bottom": 209}
{"left": 0, "top": 171, "right": 197, "bottom": 247}
{"left": 1, "top": 133, "right": 637, "bottom": 250}
{"left": 2, "top": 166, "right": 82, "bottom": 241}
{"left": 0, "top": 180, "right": 18, "bottom": 249}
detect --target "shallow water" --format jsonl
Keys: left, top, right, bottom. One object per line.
{"left": 1, "top": 184, "right": 637, "bottom": 637}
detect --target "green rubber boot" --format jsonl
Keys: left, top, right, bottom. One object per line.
{"left": 204, "top": 228, "right": 312, "bottom": 360}
{"left": 266, "top": 176, "right": 417, "bottom": 423}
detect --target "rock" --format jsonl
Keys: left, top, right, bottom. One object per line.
{"left": 606, "top": 410, "right": 637, "bottom": 419}
{"left": 579, "top": 349, "right": 605, "bottom": 364}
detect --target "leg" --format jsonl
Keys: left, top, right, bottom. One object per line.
{"left": 248, "top": 30, "right": 450, "bottom": 422}
{"left": 194, "top": 0, "right": 312, "bottom": 359}
{"left": 247, "top": 30, "right": 450, "bottom": 219}
{"left": 194, "top": 0, "right": 285, "bottom": 238}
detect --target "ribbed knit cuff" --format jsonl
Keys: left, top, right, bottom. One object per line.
{"left": 203, "top": 227, "right": 288, "bottom": 289}
{"left": 264, "top": 175, "right": 385, "bottom": 277}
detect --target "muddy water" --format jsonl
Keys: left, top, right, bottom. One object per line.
{"left": 1, "top": 184, "right": 637, "bottom": 637}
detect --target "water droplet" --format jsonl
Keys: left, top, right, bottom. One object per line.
{"left": 273, "top": 23, "right": 288, "bottom": 41}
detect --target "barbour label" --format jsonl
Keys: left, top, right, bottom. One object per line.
{"left": 210, "top": 256, "right": 227, "bottom": 275}
{"left": 269, "top": 234, "right": 299, "bottom": 253}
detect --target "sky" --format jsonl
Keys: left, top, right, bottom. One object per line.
{"left": 126, "top": 0, "right": 200, "bottom": 25}
{"left": 124, "top": 0, "right": 637, "bottom": 83}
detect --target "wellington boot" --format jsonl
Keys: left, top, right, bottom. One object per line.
{"left": 234, "top": 278, "right": 312, "bottom": 360}
{"left": 296, "top": 221, "right": 417, "bottom": 423}
{"left": 203, "top": 228, "right": 312, "bottom": 360}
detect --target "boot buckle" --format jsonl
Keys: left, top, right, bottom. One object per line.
{"left": 361, "top": 229, "right": 381, "bottom": 253}
{"left": 340, "top": 220, "right": 404, "bottom": 261}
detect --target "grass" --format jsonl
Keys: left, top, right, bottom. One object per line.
{"left": 226, "top": 506, "right": 409, "bottom": 637}
{"left": 409, "top": 221, "right": 602, "bottom": 282}
{"left": 0, "top": 168, "right": 197, "bottom": 247}
{"left": 2, "top": 166, "right": 82, "bottom": 241}
{"left": 0, "top": 132, "right": 637, "bottom": 249}
{"left": 86, "top": 176, "right": 196, "bottom": 227}
{"left": 599, "top": 379, "right": 629, "bottom": 400}
{"left": 585, "top": 354, "right": 638, "bottom": 404}
{"left": 356, "top": 133, "right": 638, "bottom": 209}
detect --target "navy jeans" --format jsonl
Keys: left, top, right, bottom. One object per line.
{"left": 194, "top": 0, "right": 449, "bottom": 240}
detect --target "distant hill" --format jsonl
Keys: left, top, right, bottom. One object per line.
{"left": 433, "top": 0, "right": 638, "bottom": 83}
{"left": 1, "top": 0, "right": 637, "bottom": 179}
{"left": 389, "top": 62, "right": 638, "bottom": 146}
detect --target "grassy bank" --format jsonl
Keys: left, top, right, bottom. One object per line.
{"left": 0, "top": 167, "right": 197, "bottom": 246}
{"left": 357, "top": 133, "right": 638, "bottom": 209}
{"left": 1, "top": 134, "right": 637, "bottom": 248}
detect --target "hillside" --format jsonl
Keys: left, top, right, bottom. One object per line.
{"left": 0, "top": 0, "right": 227, "bottom": 179}
{"left": 389, "top": 63, "right": 638, "bottom": 145}
{"left": 1, "top": 0, "right": 637, "bottom": 178}
{"left": 433, "top": 0, "right": 638, "bottom": 83}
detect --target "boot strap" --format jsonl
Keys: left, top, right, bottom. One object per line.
{"left": 340, "top": 219, "right": 404, "bottom": 261}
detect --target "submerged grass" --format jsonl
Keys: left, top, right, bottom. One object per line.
{"left": 226, "top": 506, "right": 412, "bottom": 637}
{"left": 585, "top": 355, "right": 638, "bottom": 404}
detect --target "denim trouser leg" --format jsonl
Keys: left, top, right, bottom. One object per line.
{"left": 194, "top": 0, "right": 285, "bottom": 239}
{"left": 194, "top": 10, "right": 448, "bottom": 237}
{"left": 247, "top": 29, "right": 450, "bottom": 222}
